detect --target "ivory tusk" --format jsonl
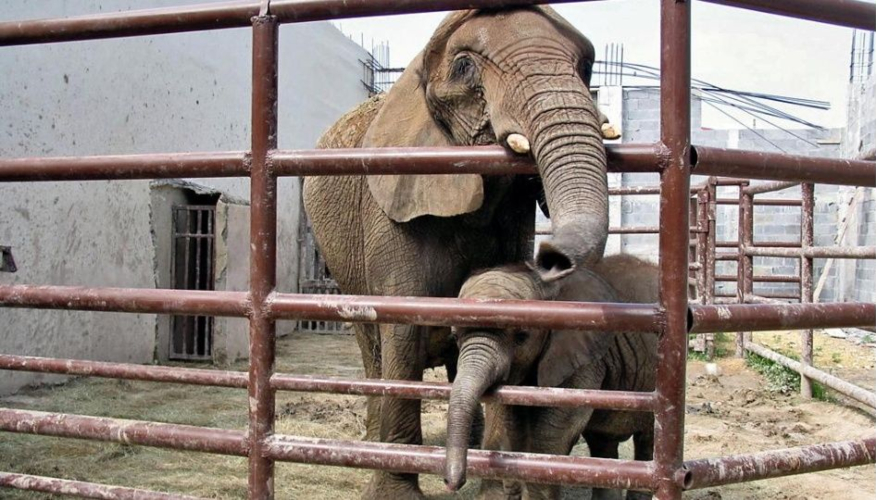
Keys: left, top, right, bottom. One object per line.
{"left": 601, "top": 123, "right": 621, "bottom": 140}
{"left": 506, "top": 133, "right": 531, "bottom": 154}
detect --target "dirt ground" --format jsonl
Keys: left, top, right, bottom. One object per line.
{"left": 1, "top": 330, "right": 873, "bottom": 499}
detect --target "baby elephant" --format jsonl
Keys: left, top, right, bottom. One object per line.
{"left": 444, "top": 255, "right": 657, "bottom": 500}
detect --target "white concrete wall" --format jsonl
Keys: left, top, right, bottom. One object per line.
{"left": 0, "top": 1, "right": 370, "bottom": 394}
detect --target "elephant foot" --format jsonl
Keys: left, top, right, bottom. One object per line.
{"left": 361, "top": 471, "right": 425, "bottom": 500}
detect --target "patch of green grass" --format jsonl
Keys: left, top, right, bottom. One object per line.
{"left": 744, "top": 350, "right": 828, "bottom": 400}
{"left": 862, "top": 334, "right": 874, "bottom": 344}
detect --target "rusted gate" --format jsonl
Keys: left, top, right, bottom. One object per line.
{"left": 688, "top": 176, "right": 876, "bottom": 407}
{"left": 0, "top": 1, "right": 875, "bottom": 499}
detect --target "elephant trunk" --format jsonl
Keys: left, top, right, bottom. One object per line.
{"left": 444, "top": 335, "right": 510, "bottom": 491}
{"left": 526, "top": 77, "right": 608, "bottom": 281}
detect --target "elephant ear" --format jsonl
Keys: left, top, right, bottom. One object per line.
{"left": 364, "top": 12, "right": 483, "bottom": 223}
{"left": 536, "top": 270, "right": 618, "bottom": 388}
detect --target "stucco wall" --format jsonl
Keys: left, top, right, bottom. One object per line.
{"left": 0, "top": 1, "right": 370, "bottom": 394}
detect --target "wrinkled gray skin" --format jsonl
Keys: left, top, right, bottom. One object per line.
{"left": 446, "top": 255, "right": 658, "bottom": 500}
{"left": 303, "top": 7, "right": 609, "bottom": 499}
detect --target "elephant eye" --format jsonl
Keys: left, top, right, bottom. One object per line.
{"left": 450, "top": 54, "right": 477, "bottom": 83}
{"left": 513, "top": 330, "right": 529, "bottom": 346}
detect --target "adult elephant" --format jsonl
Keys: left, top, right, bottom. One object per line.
{"left": 303, "top": 6, "right": 610, "bottom": 498}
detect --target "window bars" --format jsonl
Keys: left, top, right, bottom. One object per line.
{"left": 1, "top": 1, "right": 875, "bottom": 499}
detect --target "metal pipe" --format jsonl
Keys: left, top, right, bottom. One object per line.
{"left": 715, "top": 274, "right": 801, "bottom": 283}
{"left": 700, "top": 0, "right": 876, "bottom": 31}
{"left": 653, "top": 1, "right": 691, "bottom": 498}
{"left": 718, "top": 291, "right": 800, "bottom": 300}
{"left": 0, "top": 353, "right": 656, "bottom": 411}
{"left": 744, "top": 343, "right": 876, "bottom": 409}
{"left": 264, "top": 435, "right": 656, "bottom": 491}
{"left": 0, "top": 285, "right": 248, "bottom": 317}
{"left": 270, "top": 143, "right": 664, "bottom": 176}
{"left": 744, "top": 180, "right": 800, "bottom": 195}
{"left": 718, "top": 241, "right": 803, "bottom": 248}
{"left": 800, "top": 183, "right": 815, "bottom": 399}
{"left": 0, "top": 152, "right": 248, "bottom": 182}
{"left": 689, "top": 302, "right": 876, "bottom": 334}
{"left": 680, "top": 435, "right": 876, "bottom": 490}
{"left": 736, "top": 187, "right": 753, "bottom": 356}
{"left": 743, "top": 294, "right": 799, "bottom": 304}
{"left": 0, "top": 408, "right": 248, "bottom": 456}
{"left": 247, "top": 15, "right": 279, "bottom": 499}
{"left": 716, "top": 198, "right": 803, "bottom": 206}
{"left": 0, "top": 472, "right": 206, "bottom": 500}
{"left": 0, "top": 354, "right": 248, "bottom": 388}
{"left": 745, "top": 245, "right": 876, "bottom": 259}
{"left": 270, "top": 375, "right": 657, "bottom": 412}
{"left": 0, "top": 0, "right": 603, "bottom": 46}
{"left": 692, "top": 146, "right": 876, "bottom": 187}
{"left": 269, "top": 293, "right": 662, "bottom": 332}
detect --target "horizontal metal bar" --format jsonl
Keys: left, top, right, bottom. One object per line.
{"left": 270, "top": 375, "right": 657, "bottom": 411}
{"left": 744, "top": 180, "right": 800, "bottom": 195}
{"left": 716, "top": 198, "right": 802, "bottom": 206}
{"left": 0, "top": 152, "right": 248, "bottom": 182}
{"left": 688, "top": 302, "right": 876, "bottom": 333}
{"left": 0, "top": 144, "right": 664, "bottom": 182}
{"left": 265, "top": 435, "right": 656, "bottom": 490}
{"left": 0, "top": 409, "right": 655, "bottom": 490}
{"left": 0, "top": 285, "right": 661, "bottom": 332}
{"left": 0, "top": 285, "right": 249, "bottom": 317}
{"left": 715, "top": 274, "right": 801, "bottom": 283}
{"left": 743, "top": 294, "right": 797, "bottom": 305}
{"left": 715, "top": 253, "right": 739, "bottom": 261}
{"left": 539, "top": 225, "right": 699, "bottom": 235}
{"left": 700, "top": 0, "right": 876, "bottom": 31}
{"left": 0, "top": 472, "right": 205, "bottom": 500}
{"left": 268, "top": 292, "right": 662, "bottom": 332}
{"left": 0, "top": 354, "right": 248, "bottom": 388}
{"left": 715, "top": 291, "right": 800, "bottom": 300}
{"left": 0, "top": 408, "right": 248, "bottom": 456}
{"left": 745, "top": 246, "right": 876, "bottom": 259}
{"left": 744, "top": 342, "right": 876, "bottom": 408}
{"left": 0, "top": 354, "right": 656, "bottom": 411}
{"left": 692, "top": 146, "right": 876, "bottom": 187}
{"left": 0, "top": 1, "right": 605, "bottom": 46}
{"left": 681, "top": 435, "right": 876, "bottom": 490}
{"left": 717, "top": 241, "right": 802, "bottom": 248}
{"left": 270, "top": 143, "right": 664, "bottom": 176}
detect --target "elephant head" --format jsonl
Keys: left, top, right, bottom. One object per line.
{"left": 363, "top": 7, "right": 610, "bottom": 281}
{"left": 443, "top": 265, "right": 618, "bottom": 490}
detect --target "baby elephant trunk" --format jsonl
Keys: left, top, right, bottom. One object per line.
{"left": 444, "top": 336, "right": 510, "bottom": 491}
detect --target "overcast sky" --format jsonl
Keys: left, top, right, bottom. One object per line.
{"left": 333, "top": 0, "right": 870, "bottom": 130}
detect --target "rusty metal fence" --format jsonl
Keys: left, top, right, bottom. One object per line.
{"left": 0, "top": 1, "right": 875, "bottom": 499}
{"left": 686, "top": 174, "right": 876, "bottom": 408}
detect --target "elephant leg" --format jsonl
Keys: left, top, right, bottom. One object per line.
{"left": 478, "top": 404, "right": 523, "bottom": 500}
{"left": 362, "top": 322, "right": 427, "bottom": 500}
{"left": 522, "top": 407, "right": 593, "bottom": 500}
{"left": 625, "top": 430, "right": 654, "bottom": 500}
{"left": 584, "top": 435, "right": 623, "bottom": 500}
{"left": 353, "top": 323, "right": 382, "bottom": 441}
{"left": 446, "top": 356, "right": 485, "bottom": 449}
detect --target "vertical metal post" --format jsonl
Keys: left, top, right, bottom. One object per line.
{"left": 248, "top": 14, "right": 279, "bottom": 500}
{"left": 736, "top": 183, "right": 752, "bottom": 357}
{"left": 800, "top": 183, "right": 815, "bottom": 398}
{"left": 704, "top": 178, "right": 717, "bottom": 358}
{"left": 654, "top": 1, "right": 690, "bottom": 498}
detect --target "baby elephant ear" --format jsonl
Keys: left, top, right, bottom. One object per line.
{"left": 537, "top": 329, "right": 612, "bottom": 388}
{"left": 363, "top": 51, "right": 483, "bottom": 223}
